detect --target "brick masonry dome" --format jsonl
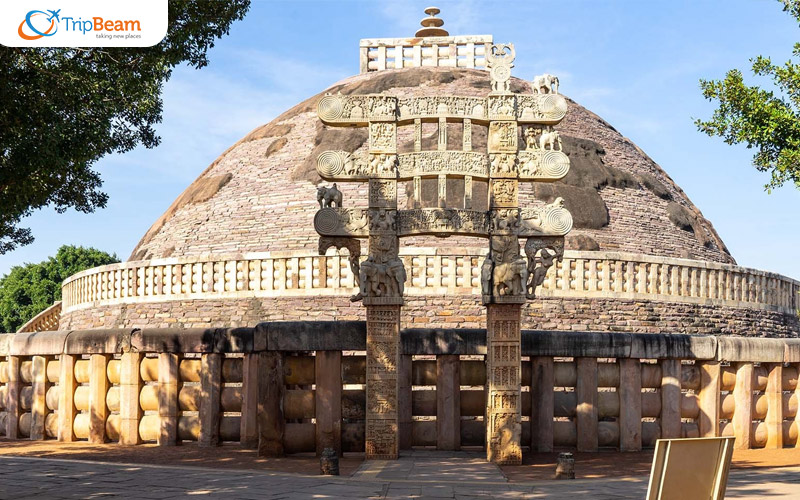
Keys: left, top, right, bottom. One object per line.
{"left": 129, "top": 67, "right": 734, "bottom": 265}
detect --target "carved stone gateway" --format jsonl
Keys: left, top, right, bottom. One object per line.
{"left": 313, "top": 10, "right": 573, "bottom": 463}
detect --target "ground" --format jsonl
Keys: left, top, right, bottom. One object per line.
{"left": 0, "top": 440, "right": 799, "bottom": 499}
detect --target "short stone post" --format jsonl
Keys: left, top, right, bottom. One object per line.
{"left": 619, "top": 358, "right": 642, "bottom": 451}
{"left": 58, "top": 354, "right": 77, "bottom": 442}
{"left": 315, "top": 350, "right": 342, "bottom": 456}
{"left": 119, "top": 352, "right": 143, "bottom": 445}
{"left": 660, "top": 359, "right": 681, "bottom": 439}
{"left": 698, "top": 361, "right": 721, "bottom": 437}
{"left": 530, "top": 356, "right": 554, "bottom": 452}
{"left": 397, "top": 353, "right": 413, "bottom": 450}
{"left": 765, "top": 363, "right": 783, "bottom": 449}
{"left": 88, "top": 354, "right": 109, "bottom": 443}
{"left": 158, "top": 353, "right": 180, "bottom": 446}
{"left": 485, "top": 303, "right": 522, "bottom": 464}
{"left": 199, "top": 353, "right": 222, "bottom": 447}
{"left": 240, "top": 353, "right": 259, "bottom": 449}
{"left": 6, "top": 356, "right": 20, "bottom": 439}
{"left": 576, "top": 357, "right": 598, "bottom": 452}
{"left": 365, "top": 304, "right": 401, "bottom": 460}
{"left": 732, "top": 362, "right": 754, "bottom": 449}
{"left": 436, "top": 354, "right": 460, "bottom": 451}
{"left": 30, "top": 355, "right": 49, "bottom": 441}
{"left": 258, "top": 350, "right": 285, "bottom": 457}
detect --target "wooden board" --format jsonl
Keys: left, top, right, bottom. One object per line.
{"left": 646, "top": 437, "right": 735, "bottom": 500}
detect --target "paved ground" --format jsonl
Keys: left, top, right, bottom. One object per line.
{"left": 0, "top": 451, "right": 799, "bottom": 499}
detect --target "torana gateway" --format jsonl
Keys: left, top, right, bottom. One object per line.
{"left": 4, "top": 9, "right": 799, "bottom": 463}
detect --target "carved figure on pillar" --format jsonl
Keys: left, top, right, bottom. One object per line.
{"left": 532, "top": 73, "right": 559, "bottom": 94}
{"left": 317, "top": 184, "right": 343, "bottom": 208}
{"left": 524, "top": 237, "right": 565, "bottom": 298}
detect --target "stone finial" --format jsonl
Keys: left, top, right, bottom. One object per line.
{"left": 415, "top": 7, "right": 449, "bottom": 37}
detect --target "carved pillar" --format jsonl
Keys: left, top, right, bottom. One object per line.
{"left": 485, "top": 303, "right": 522, "bottom": 464}
{"left": 365, "top": 303, "right": 401, "bottom": 459}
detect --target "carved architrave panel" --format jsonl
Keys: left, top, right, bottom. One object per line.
{"left": 314, "top": 208, "right": 370, "bottom": 237}
{"left": 487, "top": 94, "right": 516, "bottom": 121}
{"left": 517, "top": 150, "right": 570, "bottom": 181}
{"left": 369, "top": 122, "right": 397, "bottom": 153}
{"left": 317, "top": 94, "right": 397, "bottom": 124}
{"left": 317, "top": 151, "right": 397, "bottom": 181}
{"left": 365, "top": 304, "right": 401, "bottom": 460}
{"left": 396, "top": 209, "right": 489, "bottom": 237}
{"left": 517, "top": 201, "right": 573, "bottom": 237}
{"left": 396, "top": 151, "right": 490, "bottom": 180}
{"left": 369, "top": 179, "right": 397, "bottom": 209}
{"left": 489, "top": 153, "right": 518, "bottom": 178}
{"left": 486, "top": 303, "right": 522, "bottom": 465}
{"left": 515, "top": 93, "right": 568, "bottom": 124}
{"left": 489, "top": 179, "right": 518, "bottom": 208}
{"left": 488, "top": 121, "right": 517, "bottom": 153}
{"left": 489, "top": 208, "right": 520, "bottom": 236}
{"left": 397, "top": 96, "right": 487, "bottom": 123}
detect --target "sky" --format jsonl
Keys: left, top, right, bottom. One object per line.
{"left": 2, "top": 0, "right": 800, "bottom": 280}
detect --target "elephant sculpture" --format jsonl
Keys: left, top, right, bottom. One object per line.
{"left": 539, "top": 130, "right": 562, "bottom": 151}
{"left": 493, "top": 256, "right": 528, "bottom": 297}
{"left": 317, "top": 183, "right": 342, "bottom": 208}
{"left": 532, "top": 73, "right": 559, "bottom": 94}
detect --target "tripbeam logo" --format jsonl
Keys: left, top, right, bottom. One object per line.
{"left": 18, "top": 10, "right": 60, "bottom": 40}
{"left": 1, "top": 1, "right": 167, "bottom": 47}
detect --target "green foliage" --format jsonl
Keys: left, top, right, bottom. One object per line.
{"left": 696, "top": 0, "right": 800, "bottom": 191}
{"left": 0, "top": 245, "right": 118, "bottom": 332}
{"left": 0, "top": 0, "right": 250, "bottom": 254}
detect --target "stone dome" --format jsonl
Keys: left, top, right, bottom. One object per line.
{"left": 129, "top": 68, "right": 733, "bottom": 265}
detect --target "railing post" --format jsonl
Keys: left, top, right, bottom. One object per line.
{"left": 530, "top": 356, "right": 554, "bottom": 452}
{"left": 619, "top": 358, "right": 642, "bottom": 451}
{"left": 576, "top": 357, "right": 598, "bottom": 452}
{"left": 6, "top": 356, "right": 20, "bottom": 439}
{"left": 660, "top": 359, "right": 681, "bottom": 439}
{"left": 30, "top": 355, "right": 49, "bottom": 440}
{"left": 158, "top": 353, "right": 179, "bottom": 446}
{"left": 698, "top": 361, "right": 721, "bottom": 437}
{"left": 199, "top": 353, "right": 222, "bottom": 447}
{"left": 58, "top": 354, "right": 77, "bottom": 442}
{"left": 732, "top": 362, "right": 754, "bottom": 449}
{"left": 436, "top": 354, "right": 460, "bottom": 451}
{"left": 119, "top": 352, "right": 142, "bottom": 445}
{"left": 258, "top": 351, "right": 285, "bottom": 457}
{"left": 765, "top": 363, "right": 783, "bottom": 449}
{"left": 240, "top": 353, "right": 259, "bottom": 449}
{"left": 315, "top": 350, "right": 342, "bottom": 456}
{"left": 88, "top": 354, "right": 109, "bottom": 443}
{"left": 398, "top": 353, "right": 413, "bottom": 450}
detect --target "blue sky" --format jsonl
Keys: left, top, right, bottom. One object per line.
{"left": 2, "top": 0, "right": 799, "bottom": 280}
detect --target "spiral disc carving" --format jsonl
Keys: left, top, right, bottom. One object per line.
{"left": 318, "top": 95, "right": 344, "bottom": 121}
{"left": 317, "top": 151, "right": 345, "bottom": 177}
{"left": 541, "top": 94, "right": 568, "bottom": 121}
{"left": 314, "top": 208, "right": 342, "bottom": 235}
{"left": 543, "top": 207, "right": 573, "bottom": 235}
{"left": 540, "top": 151, "right": 570, "bottom": 178}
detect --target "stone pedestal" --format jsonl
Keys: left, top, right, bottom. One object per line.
{"left": 365, "top": 302, "right": 401, "bottom": 460}
{"left": 485, "top": 303, "right": 522, "bottom": 465}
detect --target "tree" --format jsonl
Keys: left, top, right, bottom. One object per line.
{"left": 0, "top": 1, "right": 250, "bottom": 254}
{"left": 0, "top": 245, "right": 119, "bottom": 332}
{"left": 696, "top": 0, "right": 800, "bottom": 192}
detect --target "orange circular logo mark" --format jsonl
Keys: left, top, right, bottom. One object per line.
{"left": 18, "top": 13, "right": 55, "bottom": 40}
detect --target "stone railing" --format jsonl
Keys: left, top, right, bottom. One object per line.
{"left": 359, "top": 35, "right": 493, "bottom": 73}
{"left": 1, "top": 327, "right": 798, "bottom": 453}
{"left": 17, "top": 301, "right": 62, "bottom": 333}
{"left": 60, "top": 250, "right": 800, "bottom": 315}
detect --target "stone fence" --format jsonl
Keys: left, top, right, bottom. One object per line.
{"left": 0, "top": 325, "right": 798, "bottom": 454}
{"left": 60, "top": 249, "right": 799, "bottom": 316}
{"left": 17, "top": 301, "right": 61, "bottom": 333}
